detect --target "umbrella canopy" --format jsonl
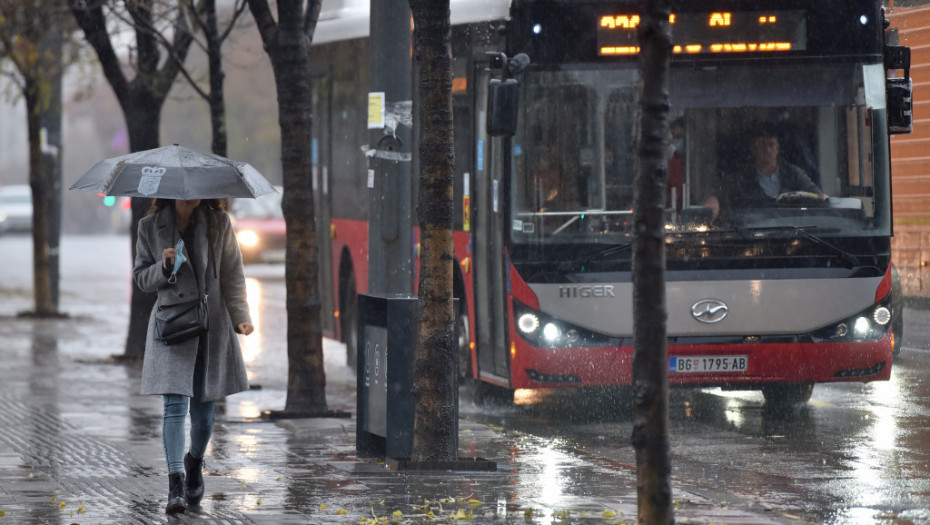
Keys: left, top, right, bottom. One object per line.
{"left": 70, "top": 145, "right": 277, "bottom": 200}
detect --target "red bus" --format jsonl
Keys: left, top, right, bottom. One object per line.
{"left": 308, "top": 0, "right": 910, "bottom": 405}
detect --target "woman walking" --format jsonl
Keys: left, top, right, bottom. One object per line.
{"left": 133, "top": 198, "right": 253, "bottom": 514}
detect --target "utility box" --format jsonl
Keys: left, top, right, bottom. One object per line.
{"left": 356, "top": 293, "right": 418, "bottom": 458}
{"left": 356, "top": 293, "right": 459, "bottom": 459}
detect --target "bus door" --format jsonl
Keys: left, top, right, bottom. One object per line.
{"left": 473, "top": 66, "right": 511, "bottom": 383}
{"left": 311, "top": 73, "right": 335, "bottom": 335}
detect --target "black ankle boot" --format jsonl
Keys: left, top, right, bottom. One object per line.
{"left": 166, "top": 472, "right": 187, "bottom": 514}
{"left": 184, "top": 452, "right": 205, "bottom": 505}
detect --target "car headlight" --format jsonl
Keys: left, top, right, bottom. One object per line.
{"left": 237, "top": 230, "right": 259, "bottom": 248}
{"left": 513, "top": 300, "right": 620, "bottom": 348}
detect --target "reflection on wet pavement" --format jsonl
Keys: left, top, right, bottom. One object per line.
{"left": 4, "top": 236, "right": 930, "bottom": 523}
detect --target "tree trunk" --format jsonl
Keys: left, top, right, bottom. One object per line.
{"left": 16, "top": 1, "right": 65, "bottom": 318}
{"left": 123, "top": 100, "right": 163, "bottom": 360}
{"left": 409, "top": 0, "right": 457, "bottom": 462}
{"left": 631, "top": 1, "right": 674, "bottom": 524}
{"left": 204, "top": 0, "right": 228, "bottom": 157}
{"left": 24, "top": 80, "right": 54, "bottom": 317}
{"left": 70, "top": 0, "right": 195, "bottom": 359}
{"left": 247, "top": 0, "right": 328, "bottom": 414}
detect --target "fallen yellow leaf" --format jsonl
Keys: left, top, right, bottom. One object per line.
{"left": 256, "top": 498, "right": 263, "bottom": 506}
{"left": 467, "top": 499, "right": 482, "bottom": 506}
{"left": 392, "top": 510, "right": 403, "bottom": 518}
{"left": 337, "top": 508, "right": 347, "bottom": 515}
{"left": 320, "top": 503, "right": 328, "bottom": 511}
{"left": 602, "top": 510, "right": 617, "bottom": 518}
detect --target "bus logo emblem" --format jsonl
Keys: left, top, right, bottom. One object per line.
{"left": 691, "top": 299, "right": 728, "bottom": 323}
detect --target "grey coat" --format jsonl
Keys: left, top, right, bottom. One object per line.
{"left": 133, "top": 205, "right": 251, "bottom": 401}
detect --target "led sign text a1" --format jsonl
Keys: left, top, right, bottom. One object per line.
{"left": 709, "top": 12, "right": 731, "bottom": 26}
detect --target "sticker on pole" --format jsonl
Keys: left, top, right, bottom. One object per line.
{"left": 368, "top": 92, "right": 385, "bottom": 129}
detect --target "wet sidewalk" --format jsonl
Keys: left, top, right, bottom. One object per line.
{"left": 0, "top": 236, "right": 797, "bottom": 524}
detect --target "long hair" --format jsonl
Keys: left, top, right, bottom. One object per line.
{"left": 145, "top": 199, "right": 228, "bottom": 242}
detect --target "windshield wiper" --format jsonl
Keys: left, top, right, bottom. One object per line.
{"left": 742, "top": 226, "right": 862, "bottom": 267}
{"left": 558, "top": 242, "right": 633, "bottom": 272}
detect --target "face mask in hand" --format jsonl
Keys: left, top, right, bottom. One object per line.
{"left": 168, "top": 239, "right": 186, "bottom": 283}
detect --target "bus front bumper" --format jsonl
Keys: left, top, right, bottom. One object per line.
{"left": 509, "top": 332, "right": 893, "bottom": 389}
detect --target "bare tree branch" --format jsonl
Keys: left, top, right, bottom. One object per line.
{"left": 69, "top": 0, "right": 130, "bottom": 100}
{"left": 303, "top": 0, "right": 321, "bottom": 40}
{"left": 246, "top": 0, "right": 276, "bottom": 44}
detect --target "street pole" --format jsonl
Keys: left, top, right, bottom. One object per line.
{"left": 367, "top": 0, "right": 414, "bottom": 294}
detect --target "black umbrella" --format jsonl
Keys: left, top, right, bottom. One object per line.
{"left": 70, "top": 144, "right": 276, "bottom": 200}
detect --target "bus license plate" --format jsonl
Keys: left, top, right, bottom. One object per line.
{"left": 669, "top": 356, "right": 748, "bottom": 373}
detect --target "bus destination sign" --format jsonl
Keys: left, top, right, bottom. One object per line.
{"left": 597, "top": 10, "right": 807, "bottom": 56}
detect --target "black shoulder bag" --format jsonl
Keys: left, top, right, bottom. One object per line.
{"left": 155, "top": 238, "right": 212, "bottom": 346}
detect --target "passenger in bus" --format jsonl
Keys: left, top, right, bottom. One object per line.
{"left": 704, "top": 122, "right": 826, "bottom": 220}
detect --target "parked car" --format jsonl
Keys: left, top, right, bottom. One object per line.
{"left": 229, "top": 190, "right": 285, "bottom": 264}
{"left": 0, "top": 184, "right": 33, "bottom": 234}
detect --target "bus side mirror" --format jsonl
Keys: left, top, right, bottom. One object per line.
{"left": 886, "top": 45, "right": 913, "bottom": 135}
{"left": 887, "top": 78, "right": 913, "bottom": 135}
{"left": 487, "top": 78, "right": 519, "bottom": 137}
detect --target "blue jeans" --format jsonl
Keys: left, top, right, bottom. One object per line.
{"left": 162, "top": 349, "right": 215, "bottom": 475}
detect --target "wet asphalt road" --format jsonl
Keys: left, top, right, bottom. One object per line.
{"left": 462, "top": 351, "right": 930, "bottom": 524}
{"left": 2, "top": 234, "right": 930, "bottom": 524}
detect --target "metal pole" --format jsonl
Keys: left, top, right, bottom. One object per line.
{"left": 368, "top": 0, "right": 414, "bottom": 294}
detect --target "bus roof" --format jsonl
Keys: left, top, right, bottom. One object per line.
{"left": 313, "top": 0, "right": 512, "bottom": 44}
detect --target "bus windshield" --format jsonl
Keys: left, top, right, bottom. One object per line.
{"left": 509, "top": 62, "right": 891, "bottom": 245}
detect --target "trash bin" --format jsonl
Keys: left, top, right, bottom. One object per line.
{"left": 355, "top": 293, "right": 461, "bottom": 459}
{"left": 356, "top": 293, "right": 418, "bottom": 458}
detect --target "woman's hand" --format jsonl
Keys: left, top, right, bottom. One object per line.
{"left": 237, "top": 322, "right": 255, "bottom": 336}
{"left": 162, "top": 247, "right": 179, "bottom": 269}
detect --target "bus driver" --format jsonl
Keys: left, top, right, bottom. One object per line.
{"left": 705, "top": 123, "right": 827, "bottom": 220}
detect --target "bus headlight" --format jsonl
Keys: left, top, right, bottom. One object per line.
{"left": 812, "top": 297, "right": 892, "bottom": 343}
{"left": 518, "top": 313, "right": 540, "bottom": 334}
{"left": 872, "top": 306, "right": 891, "bottom": 326}
{"left": 542, "top": 323, "right": 561, "bottom": 342}
{"left": 512, "top": 300, "right": 620, "bottom": 349}
{"left": 835, "top": 323, "right": 849, "bottom": 338}
{"left": 853, "top": 317, "right": 870, "bottom": 337}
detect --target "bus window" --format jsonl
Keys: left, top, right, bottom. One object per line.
{"left": 519, "top": 80, "right": 594, "bottom": 213}
{"left": 510, "top": 62, "right": 890, "bottom": 244}
{"left": 604, "top": 87, "right": 638, "bottom": 211}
